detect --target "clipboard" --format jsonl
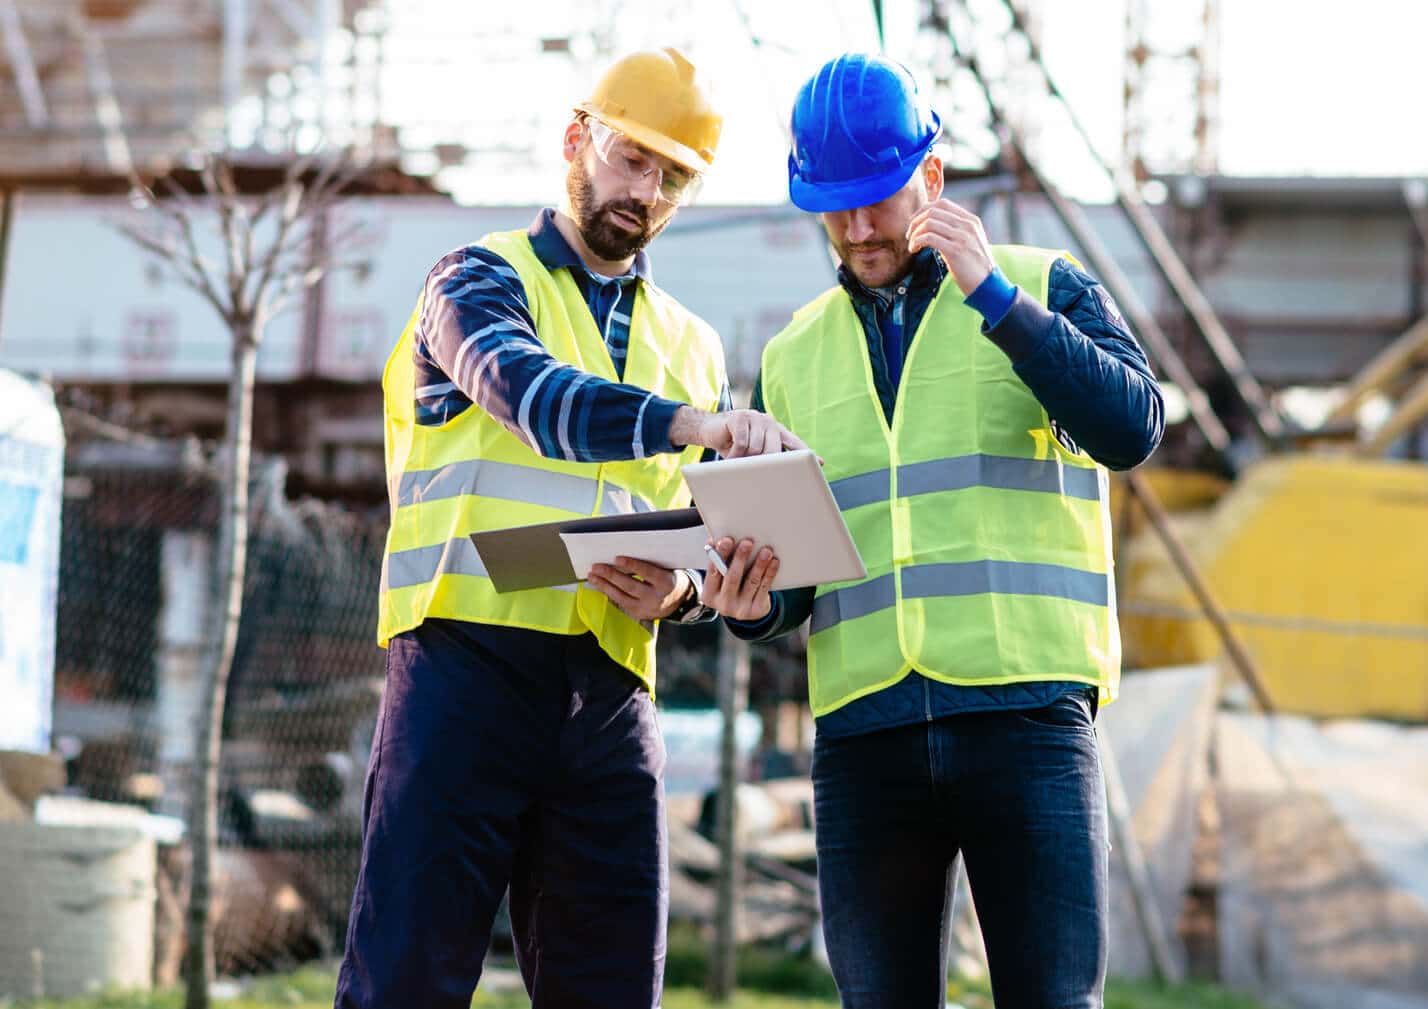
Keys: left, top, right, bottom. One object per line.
{"left": 470, "top": 449, "right": 865, "bottom": 593}
{"left": 471, "top": 507, "right": 703, "bottom": 592}
{"left": 681, "top": 449, "right": 865, "bottom": 590}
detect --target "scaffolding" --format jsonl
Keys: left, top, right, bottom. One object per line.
{"left": 1122, "top": 0, "right": 1219, "bottom": 183}
{"left": 0, "top": 0, "right": 719, "bottom": 191}
{"left": 0, "top": 0, "right": 388, "bottom": 177}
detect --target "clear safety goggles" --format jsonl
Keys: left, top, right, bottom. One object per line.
{"left": 585, "top": 117, "right": 703, "bottom": 207}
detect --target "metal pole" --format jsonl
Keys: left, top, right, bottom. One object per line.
{"left": 1125, "top": 470, "right": 1276, "bottom": 713}
{"left": 0, "top": 0, "right": 49, "bottom": 127}
{"left": 314, "top": 0, "right": 339, "bottom": 139}
{"left": 0, "top": 188, "right": 14, "bottom": 346}
{"left": 1098, "top": 726, "right": 1184, "bottom": 983}
{"left": 1004, "top": 189, "right": 1023, "bottom": 245}
{"left": 1033, "top": 168, "right": 1232, "bottom": 459}
{"left": 1323, "top": 315, "right": 1428, "bottom": 426}
{"left": 709, "top": 634, "right": 750, "bottom": 1001}
{"left": 937, "top": 11, "right": 1235, "bottom": 464}
{"left": 988, "top": 0, "right": 1283, "bottom": 443}
{"left": 223, "top": 0, "right": 249, "bottom": 138}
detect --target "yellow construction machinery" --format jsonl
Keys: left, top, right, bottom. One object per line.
{"left": 1117, "top": 320, "right": 1428, "bottom": 721}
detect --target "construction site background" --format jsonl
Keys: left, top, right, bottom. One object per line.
{"left": 1, "top": 1, "right": 1427, "bottom": 1007}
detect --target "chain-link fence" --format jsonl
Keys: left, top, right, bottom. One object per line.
{"left": 49, "top": 421, "right": 386, "bottom": 981}
{"left": 23, "top": 407, "right": 813, "bottom": 991}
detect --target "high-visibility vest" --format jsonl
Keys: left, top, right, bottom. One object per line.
{"left": 377, "top": 229, "right": 726, "bottom": 692}
{"left": 759, "top": 245, "right": 1120, "bottom": 717}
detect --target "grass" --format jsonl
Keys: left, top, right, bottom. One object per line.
{"left": 0, "top": 964, "right": 1273, "bottom": 1004}
{"left": 10, "top": 930, "right": 1274, "bottom": 1009}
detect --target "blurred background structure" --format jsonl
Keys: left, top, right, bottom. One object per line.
{"left": 1, "top": 1, "right": 1426, "bottom": 1007}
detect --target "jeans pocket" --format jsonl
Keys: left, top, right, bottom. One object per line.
{"left": 1013, "top": 689, "right": 1095, "bottom": 731}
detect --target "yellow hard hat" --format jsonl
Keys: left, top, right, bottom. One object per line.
{"left": 576, "top": 47, "right": 722, "bottom": 174}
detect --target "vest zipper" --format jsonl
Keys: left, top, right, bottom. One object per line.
{"left": 923, "top": 674, "right": 933, "bottom": 722}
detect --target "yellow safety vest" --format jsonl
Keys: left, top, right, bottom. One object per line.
{"left": 759, "top": 245, "right": 1119, "bottom": 717}
{"left": 377, "top": 229, "right": 726, "bottom": 692}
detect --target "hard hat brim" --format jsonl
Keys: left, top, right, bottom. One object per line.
{"left": 577, "top": 104, "right": 712, "bottom": 175}
{"left": 788, "top": 140, "right": 935, "bottom": 213}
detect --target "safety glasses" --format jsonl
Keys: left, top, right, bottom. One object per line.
{"left": 585, "top": 118, "right": 703, "bottom": 207}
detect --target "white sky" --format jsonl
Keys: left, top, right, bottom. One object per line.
{"left": 372, "top": 0, "right": 1428, "bottom": 205}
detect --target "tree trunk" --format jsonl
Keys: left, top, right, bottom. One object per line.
{"left": 182, "top": 324, "right": 258, "bottom": 1009}
{"left": 709, "top": 635, "right": 750, "bottom": 1001}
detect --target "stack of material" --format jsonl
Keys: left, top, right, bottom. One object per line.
{"left": 1099, "top": 663, "right": 1219, "bottom": 980}
{"left": 0, "top": 751, "right": 63, "bottom": 823}
{"left": 0, "top": 751, "right": 160, "bottom": 1000}
{"left": 1216, "top": 713, "right": 1428, "bottom": 1009}
{"left": 669, "top": 778, "right": 820, "bottom": 947}
{"left": 1120, "top": 456, "right": 1428, "bottom": 721}
{"left": 942, "top": 664, "right": 1220, "bottom": 982}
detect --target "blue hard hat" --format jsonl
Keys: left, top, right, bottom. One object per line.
{"left": 788, "top": 53, "right": 942, "bottom": 213}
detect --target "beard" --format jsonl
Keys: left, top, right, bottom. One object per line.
{"left": 566, "top": 157, "right": 671, "bottom": 261}
{"left": 835, "top": 237, "right": 916, "bottom": 290}
{"left": 830, "top": 185, "right": 930, "bottom": 289}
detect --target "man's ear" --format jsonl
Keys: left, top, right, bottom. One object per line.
{"left": 562, "top": 120, "right": 585, "bottom": 164}
{"left": 924, "top": 153, "right": 945, "bottom": 201}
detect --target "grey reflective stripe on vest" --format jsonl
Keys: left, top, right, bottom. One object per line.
{"left": 900, "top": 455, "right": 1101, "bottom": 501}
{"left": 828, "top": 469, "right": 889, "bottom": 511}
{"left": 901, "top": 560, "right": 1108, "bottom": 607}
{"left": 382, "top": 537, "right": 577, "bottom": 593}
{"left": 827, "top": 455, "right": 1100, "bottom": 511}
{"left": 599, "top": 484, "right": 656, "bottom": 516}
{"left": 395, "top": 459, "right": 654, "bottom": 515}
{"left": 808, "top": 573, "right": 896, "bottom": 634}
{"left": 810, "top": 559, "right": 1108, "bottom": 635}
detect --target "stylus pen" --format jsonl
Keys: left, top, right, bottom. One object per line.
{"left": 703, "top": 542, "right": 730, "bottom": 576}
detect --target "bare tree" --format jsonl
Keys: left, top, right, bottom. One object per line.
{"left": 116, "top": 152, "right": 367, "bottom": 1009}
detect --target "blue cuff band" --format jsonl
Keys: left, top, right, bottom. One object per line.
{"left": 964, "top": 266, "right": 1018, "bottom": 329}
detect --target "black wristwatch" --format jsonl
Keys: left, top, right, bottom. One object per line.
{"left": 666, "top": 570, "right": 707, "bottom": 623}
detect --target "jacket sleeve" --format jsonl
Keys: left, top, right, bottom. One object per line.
{"left": 416, "top": 248, "right": 687, "bottom": 463}
{"left": 980, "top": 258, "right": 1165, "bottom": 470}
{"left": 721, "top": 370, "right": 816, "bottom": 642}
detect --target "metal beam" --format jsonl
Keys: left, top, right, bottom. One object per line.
{"left": 1324, "top": 315, "right": 1428, "bottom": 427}
{"left": 988, "top": 0, "right": 1285, "bottom": 443}
{"left": 1032, "top": 163, "right": 1232, "bottom": 458}
{"left": 938, "top": 11, "right": 1234, "bottom": 462}
{"left": 70, "top": 13, "right": 134, "bottom": 177}
{"left": 0, "top": 188, "right": 14, "bottom": 347}
{"left": 0, "top": 0, "right": 50, "bottom": 127}
{"left": 269, "top": 0, "right": 316, "bottom": 37}
{"left": 224, "top": 0, "right": 249, "bottom": 130}
{"left": 1361, "top": 370, "right": 1428, "bottom": 457}
{"left": 314, "top": 0, "right": 339, "bottom": 136}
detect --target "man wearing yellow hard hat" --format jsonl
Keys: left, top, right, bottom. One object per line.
{"left": 334, "top": 48, "right": 804, "bottom": 1009}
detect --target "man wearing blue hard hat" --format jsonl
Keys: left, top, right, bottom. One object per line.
{"left": 701, "top": 53, "right": 1165, "bottom": 1007}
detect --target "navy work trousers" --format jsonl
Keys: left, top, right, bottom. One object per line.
{"left": 813, "top": 689, "right": 1109, "bottom": 1008}
{"left": 334, "top": 618, "right": 668, "bottom": 1009}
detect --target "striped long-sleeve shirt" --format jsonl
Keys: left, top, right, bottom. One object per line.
{"left": 412, "top": 208, "right": 732, "bottom": 461}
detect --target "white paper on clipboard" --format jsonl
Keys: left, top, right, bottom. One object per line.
{"left": 559, "top": 523, "right": 711, "bottom": 580}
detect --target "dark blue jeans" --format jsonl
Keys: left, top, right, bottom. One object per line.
{"left": 334, "top": 619, "right": 668, "bottom": 1009}
{"left": 812, "top": 690, "right": 1109, "bottom": 1009}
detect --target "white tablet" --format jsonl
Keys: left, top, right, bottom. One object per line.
{"left": 682, "top": 449, "right": 867, "bottom": 591}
